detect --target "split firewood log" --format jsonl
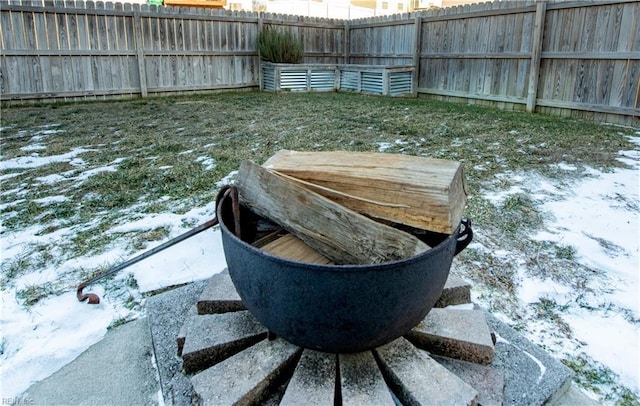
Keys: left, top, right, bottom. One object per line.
{"left": 263, "top": 150, "right": 467, "bottom": 234}
{"left": 236, "top": 160, "right": 430, "bottom": 265}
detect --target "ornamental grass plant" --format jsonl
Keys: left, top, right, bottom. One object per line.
{"left": 257, "top": 27, "right": 304, "bottom": 64}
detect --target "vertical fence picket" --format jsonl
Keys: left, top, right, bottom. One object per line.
{"left": 527, "top": 1, "right": 545, "bottom": 112}
{"left": 133, "top": 7, "right": 147, "bottom": 97}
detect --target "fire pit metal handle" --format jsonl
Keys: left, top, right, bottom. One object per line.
{"left": 454, "top": 218, "right": 473, "bottom": 256}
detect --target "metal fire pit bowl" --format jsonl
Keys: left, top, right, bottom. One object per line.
{"left": 216, "top": 190, "right": 472, "bottom": 353}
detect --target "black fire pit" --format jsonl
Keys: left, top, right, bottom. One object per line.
{"left": 216, "top": 190, "right": 472, "bottom": 353}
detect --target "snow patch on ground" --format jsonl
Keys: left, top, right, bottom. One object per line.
{"left": 0, "top": 148, "right": 94, "bottom": 170}
{"left": 195, "top": 156, "right": 216, "bottom": 171}
{"left": 497, "top": 139, "right": 640, "bottom": 394}
{"left": 376, "top": 139, "right": 408, "bottom": 152}
{"left": 0, "top": 220, "right": 226, "bottom": 398}
{"left": 1, "top": 289, "right": 129, "bottom": 399}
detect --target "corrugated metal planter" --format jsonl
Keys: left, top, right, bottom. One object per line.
{"left": 339, "top": 65, "right": 414, "bottom": 96}
{"left": 260, "top": 62, "right": 414, "bottom": 97}
{"left": 261, "top": 62, "right": 338, "bottom": 93}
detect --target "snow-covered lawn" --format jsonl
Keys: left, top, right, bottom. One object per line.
{"left": 0, "top": 98, "right": 638, "bottom": 403}
{"left": 473, "top": 145, "right": 640, "bottom": 397}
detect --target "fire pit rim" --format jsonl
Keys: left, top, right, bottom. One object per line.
{"left": 219, "top": 219, "right": 461, "bottom": 272}
{"left": 215, "top": 189, "right": 473, "bottom": 272}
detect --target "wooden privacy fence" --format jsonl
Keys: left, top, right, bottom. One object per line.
{"left": 1, "top": 1, "right": 258, "bottom": 99}
{"left": 1, "top": 0, "right": 638, "bottom": 125}
{"left": 0, "top": 0, "right": 347, "bottom": 100}
{"left": 349, "top": 0, "right": 639, "bottom": 125}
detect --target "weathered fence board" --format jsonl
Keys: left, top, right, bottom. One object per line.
{"left": 532, "top": 0, "right": 639, "bottom": 121}
{"left": 0, "top": 0, "right": 637, "bottom": 125}
{"left": 409, "top": 0, "right": 638, "bottom": 124}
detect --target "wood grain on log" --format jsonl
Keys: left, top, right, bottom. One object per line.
{"left": 263, "top": 150, "right": 467, "bottom": 234}
{"left": 236, "top": 160, "right": 430, "bottom": 265}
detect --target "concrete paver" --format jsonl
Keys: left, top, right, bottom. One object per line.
{"left": 279, "top": 350, "right": 337, "bottom": 406}
{"left": 374, "top": 337, "right": 478, "bottom": 406}
{"left": 196, "top": 270, "right": 245, "bottom": 315}
{"left": 407, "top": 308, "right": 495, "bottom": 364}
{"left": 23, "top": 318, "right": 160, "bottom": 406}
{"left": 339, "top": 351, "right": 395, "bottom": 406}
{"left": 435, "top": 274, "right": 472, "bottom": 308}
{"left": 190, "top": 338, "right": 300, "bottom": 405}
{"left": 181, "top": 310, "right": 267, "bottom": 373}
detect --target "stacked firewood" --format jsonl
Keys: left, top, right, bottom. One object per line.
{"left": 235, "top": 150, "right": 467, "bottom": 265}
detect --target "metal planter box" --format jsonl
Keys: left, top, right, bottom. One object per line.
{"left": 261, "top": 63, "right": 338, "bottom": 93}
{"left": 339, "top": 65, "right": 414, "bottom": 96}
{"left": 260, "top": 62, "right": 414, "bottom": 97}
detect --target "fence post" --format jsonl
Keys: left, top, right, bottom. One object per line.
{"left": 526, "top": 0, "right": 546, "bottom": 113}
{"left": 132, "top": 7, "right": 148, "bottom": 98}
{"left": 257, "top": 12, "right": 263, "bottom": 90}
{"left": 412, "top": 14, "right": 422, "bottom": 97}
{"left": 344, "top": 20, "right": 350, "bottom": 64}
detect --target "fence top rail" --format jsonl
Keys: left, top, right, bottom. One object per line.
{"left": 348, "top": 18, "right": 415, "bottom": 29}
{"left": 3, "top": 0, "right": 637, "bottom": 24}
{"left": 262, "top": 62, "right": 414, "bottom": 70}
{"left": 416, "top": 5, "right": 536, "bottom": 24}
{"left": 348, "top": 0, "right": 636, "bottom": 27}
{"left": 261, "top": 17, "right": 344, "bottom": 29}
{"left": 2, "top": 2, "right": 261, "bottom": 22}
{"left": 545, "top": 0, "right": 637, "bottom": 11}
{"left": 1, "top": 2, "right": 354, "bottom": 27}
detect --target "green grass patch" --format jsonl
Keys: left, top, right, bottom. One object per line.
{"left": 500, "top": 193, "right": 544, "bottom": 237}
{"left": 530, "top": 297, "right": 573, "bottom": 336}
{"left": 16, "top": 281, "right": 65, "bottom": 307}
{"left": 131, "top": 227, "right": 171, "bottom": 251}
{"left": 1, "top": 91, "right": 634, "bottom": 288}
{"left": 107, "top": 316, "right": 134, "bottom": 331}
{"left": 1, "top": 251, "right": 33, "bottom": 288}
{"left": 563, "top": 354, "right": 640, "bottom": 404}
